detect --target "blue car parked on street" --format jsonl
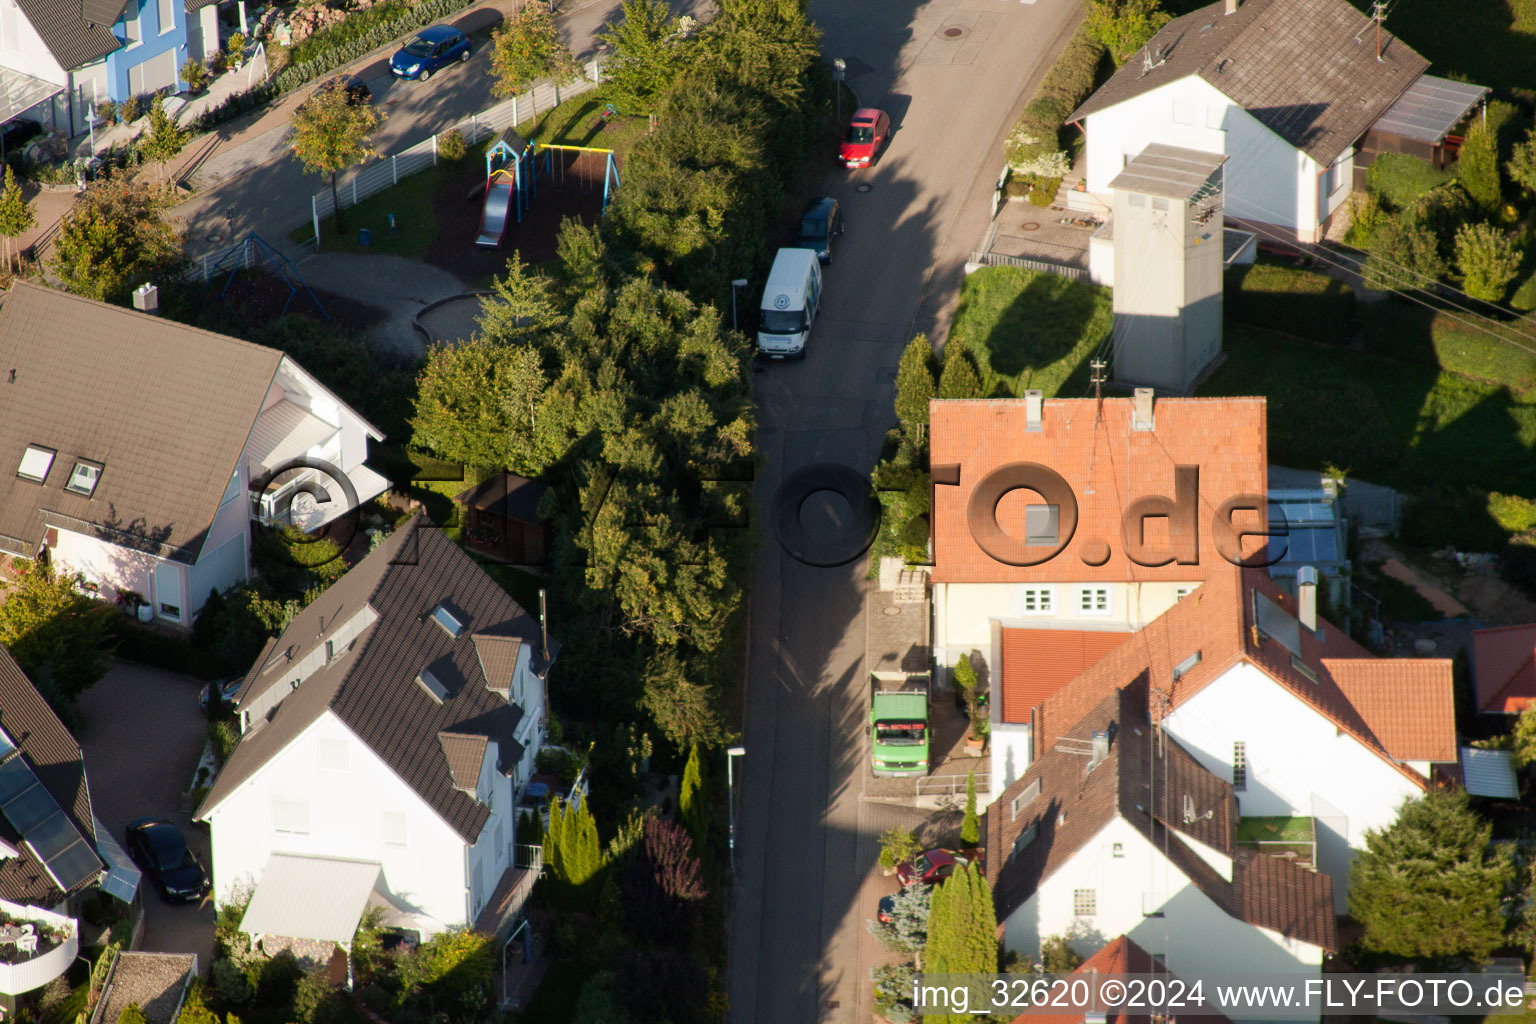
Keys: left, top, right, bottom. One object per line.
{"left": 390, "top": 24, "right": 471, "bottom": 81}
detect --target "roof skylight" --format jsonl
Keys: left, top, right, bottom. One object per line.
{"left": 431, "top": 602, "right": 465, "bottom": 639}
{"left": 65, "top": 460, "right": 102, "bottom": 498}
{"left": 417, "top": 668, "right": 448, "bottom": 703}
{"left": 17, "top": 446, "right": 55, "bottom": 483}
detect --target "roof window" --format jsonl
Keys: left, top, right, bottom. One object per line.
{"left": 417, "top": 668, "right": 448, "bottom": 703}
{"left": 17, "top": 446, "right": 55, "bottom": 483}
{"left": 431, "top": 602, "right": 465, "bottom": 639}
{"left": 1171, "top": 651, "right": 1202, "bottom": 680}
{"left": 65, "top": 460, "right": 102, "bottom": 498}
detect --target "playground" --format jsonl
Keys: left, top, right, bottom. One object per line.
{"left": 422, "top": 136, "right": 619, "bottom": 281}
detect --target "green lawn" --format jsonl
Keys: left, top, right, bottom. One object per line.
{"left": 947, "top": 266, "right": 1113, "bottom": 398}
{"left": 1202, "top": 324, "right": 1536, "bottom": 502}
{"left": 514, "top": 92, "right": 651, "bottom": 164}
{"left": 1348, "top": 0, "right": 1536, "bottom": 92}
{"left": 287, "top": 162, "right": 454, "bottom": 257}
{"left": 1236, "top": 816, "right": 1314, "bottom": 843}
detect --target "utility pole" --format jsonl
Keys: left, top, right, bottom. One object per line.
{"left": 1089, "top": 358, "right": 1107, "bottom": 418}
{"left": 1373, "top": 0, "right": 1386, "bottom": 61}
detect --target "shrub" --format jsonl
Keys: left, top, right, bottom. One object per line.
{"left": 1028, "top": 177, "right": 1060, "bottom": 205}
{"left": 208, "top": 719, "right": 240, "bottom": 767}
{"left": 1085, "top": 0, "right": 1171, "bottom": 66}
{"left": 1453, "top": 221, "right": 1523, "bottom": 302}
{"left": 1004, "top": 24, "right": 1105, "bottom": 164}
{"left": 1362, "top": 212, "right": 1446, "bottom": 291}
{"left": 1502, "top": 531, "right": 1536, "bottom": 597}
{"left": 1456, "top": 120, "right": 1502, "bottom": 213}
{"left": 1366, "top": 153, "right": 1448, "bottom": 210}
{"left": 255, "top": 950, "right": 302, "bottom": 1006}
{"left": 182, "top": 58, "right": 209, "bottom": 94}
{"left": 1343, "top": 190, "right": 1383, "bottom": 248}
{"left": 119, "top": 93, "right": 145, "bottom": 122}
{"left": 251, "top": 526, "right": 347, "bottom": 598}
{"left": 94, "top": 99, "right": 117, "bottom": 124}
{"left": 210, "top": 958, "right": 254, "bottom": 1007}
{"left": 1009, "top": 148, "right": 1070, "bottom": 178}
{"left": 877, "top": 826, "right": 922, "bottom": 871}
{"left": 437, "top": 128, "right": 467, "bottom": 162}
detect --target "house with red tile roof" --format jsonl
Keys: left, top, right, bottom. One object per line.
{"left": 1015, "top": 935, "right": 1235, "bottom": 1024}
{"left": 1471, "top": 624, "right": 1536, "bottom": 715}
{"left": 1030, "top": 561, "right": 1454, "bottom": 912}
{"left": 928, "top": 391, "right": 1269, "bottom": 799}
{"left": 986, "top": 684, "right": 1333, "bottom": 1020}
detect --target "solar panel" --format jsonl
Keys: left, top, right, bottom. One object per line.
{"left": 3, "top": 782, "right": 57, "bottom": 834}
{"left": 40, "top": 839, "right": 102, "bottom": 893}
{"left": 25, "top": 811, "right": 78, "bottom": 861}
{"left": 0, "top": 757, "right": 34, "bottom": 804}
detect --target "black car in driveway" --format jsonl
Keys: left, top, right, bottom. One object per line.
{"left": 0, "top": 119, "right": 40, "bottom": 161}
{"left": 792, "top": 196, "right": 844, "bottom": 265}
{"left": 125, "top": 817, "right": 209, "bottom": 902}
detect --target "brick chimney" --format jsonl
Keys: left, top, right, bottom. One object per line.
{"left": 1132, "top": 387, "right": 1155, "bottom": 431}
{"left": 1024, "top": 389, "right": 1043, "bottom": 431}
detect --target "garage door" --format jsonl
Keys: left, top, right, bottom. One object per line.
{"left": 127, "top": 48, "right": 177, "bottom": 96}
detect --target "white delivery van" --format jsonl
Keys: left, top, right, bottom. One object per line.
{"left": 757, "top": 247, "right": 823, "bottom": 359}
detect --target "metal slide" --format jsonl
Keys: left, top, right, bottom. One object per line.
{"left": 475, "top": 178, "right": 514, "bottom": 248}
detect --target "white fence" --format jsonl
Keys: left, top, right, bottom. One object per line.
{"left": 309, "top": 58, "right": 602, "bottom": 244}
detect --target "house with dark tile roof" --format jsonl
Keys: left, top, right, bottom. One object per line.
{"left": 0, "top": 646, "right": 150, "bottom": 1003}
{"left": 0, "top": 281, "right": 387, "bottom": 629}
{"left": 1063, "top": 0, "right": 1485, "bottom": 242}
{"left": 986, "top": 684, "right": 1334, "bottom": 1020}
{"left": 196, "top": 515, "right": 558, "bottom": 950}
{"left": 0, "top": 0, "right": 202, "bottom": 140}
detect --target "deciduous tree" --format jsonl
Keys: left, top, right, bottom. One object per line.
{"left": 490, "top": 4, "right": 580, "bottom": 116}
{"left": 1508, "top": 126, "right": 1536, "bottom": 195}
{"left": 0, "top": 560, "right": 116, "bottom": 699}
{"left": 1348, "top": 789, "right": 1514, "bottom": 962}
{"left": 142, "top": 94, "right": 188, "bottom": 180}
{"left": 51, "top": 176, "right": 183, "bottom": 303}
{"left": 599, "top": 0, "right": 686, "bottom": 111}
{"left": 410, "top": 337, "right": 550, "bottom": 473}
{"left": 0, "top": 166, "right": 34, "bottom": 272}
{"left": 1457, "top": 121, "right": 1503, "bottom": 214}
{"left": 1085, "top": 0, "right": 1171, "bottom": 66}
{"left": 1453, "top": 221, "right": 1523, "bottom": 302}
{"left": 289, "top": 83, "right": 381, "bottom": 233}
{"left": 1361, "top": 213, "right": 1447, "bottom": 292}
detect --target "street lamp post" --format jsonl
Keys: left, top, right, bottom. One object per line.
{"left": 833, "top": 58, "right": 846, "bottom": 126}
{"left": 730, "top": 278, "right": 749, "bottom": 333}
{"left": 726, "top": 746, "right": 745, "bottom": 856}
{"left": 85, "top": 107, "right": 96, "bottom": 154}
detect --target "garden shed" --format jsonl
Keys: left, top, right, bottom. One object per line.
{"left": 455, "top": 472, "right": 550, "bottom": 566}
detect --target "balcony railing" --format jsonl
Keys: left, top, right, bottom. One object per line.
{"left": 0, "top": 900, "right": 78, "bottom": 996}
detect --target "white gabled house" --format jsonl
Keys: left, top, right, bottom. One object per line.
{"left": 986, "top": 684, "right": 1334, "bottom": 1021}
{"left": 196, "top": 516, "right": 557, "bottom": 951}
{"left": 0, "top": 281, "right": 388, "bottom": 628}
{"left": 1029, "top": 562, "right": 1455, "bottom": 913}
{"left": 1065, "top": 0, "right": 1487, "bottom": 242}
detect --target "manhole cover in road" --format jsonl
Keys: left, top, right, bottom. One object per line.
{"left": 942, "top": 25, "right": 966, "bottom": 37}
{"left": 855, "top": 183, "right": 873, "bottom": 192}
{"left": 883, "top": 605, "right": 902, "bottom": 616}
{"left": 1021, "top": 221, "right": 1040, "bottom": 231}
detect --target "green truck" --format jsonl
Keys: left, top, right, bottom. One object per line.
{"left": 870, "top": 676, "right": 930, "bottom": 777}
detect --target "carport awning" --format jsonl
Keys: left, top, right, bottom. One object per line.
{"left": 1461, "top": 746, "right": 1519, "bottom": 800}
{"left": 240, "top": 854, "right": 381, "bottom": 945}
{"left": 0, "top": 68, "right": 61, "bottom": 132}
{"left": 1371, "top": 75, "right": 1489, "bottom": 145}
{"left": 92, "top": 815, "right": 141, "bottom": 903}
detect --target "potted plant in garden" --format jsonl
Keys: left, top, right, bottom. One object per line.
{"left": 181, "top": 57, "right": 209, "bottom": 94}
{"left": 95, "top": 99, "right": 118, "bottom": 126}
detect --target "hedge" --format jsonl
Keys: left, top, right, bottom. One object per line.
{"left": 1364, "top": 153, "right": 1448, "bottom": 210}
{"left": 1004, "top": 23, "right": 1106, "bottom": 166}
{"left": 188, "top": 0, "right": 475, "bottom": 134}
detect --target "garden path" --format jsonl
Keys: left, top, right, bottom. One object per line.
{"left": 291, "top": 250, "right": 465, "bottom": 356}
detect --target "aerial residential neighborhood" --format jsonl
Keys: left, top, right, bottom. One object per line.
{"left": 0, "top": 0, "right": 1532, "bottom": 1020}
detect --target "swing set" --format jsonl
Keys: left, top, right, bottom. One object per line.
{"left": 528, "top": 144, "right": 622, "bottom": 214}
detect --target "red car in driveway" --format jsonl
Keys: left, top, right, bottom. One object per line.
{"left": 840, "top": 107, "right": 891, "bottom": 168}
{"left": 895, "top": 848, "right": 984, "bottom": 887}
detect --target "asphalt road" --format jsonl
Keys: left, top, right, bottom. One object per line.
{"left": 727, "top": 0, "right": 1083, "bottom": 1020}
{"left": 174, "top": 0, "right": 707, "bottom": 254}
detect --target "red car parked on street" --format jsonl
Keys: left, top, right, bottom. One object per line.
{"left": 895, "top": 848, "right": 984, "bottom": 887}
{"left": 839, "top": 107, "right": 891, "bottom": 168}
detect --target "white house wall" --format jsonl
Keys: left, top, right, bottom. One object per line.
{"left": 1083, "top": 76, "right": 1324, "bottom": 237}
{"left": 989, "top": 721, "right": 1032, "bottom": 805}
{"left": 1002, "top": 820, "right": 1323, "bottom": 1021}
{"left": 51, "top": 526, "right": 192, "bottom": 626}
{"left": 0, "top": 1, "right": 69, "bottom": 86}
{"left": 205, "top": 710, "right": 474, "bottom": 937}
{"left": 1161, "top": 661, "right": 1423, "bottom": 910}
{"left": 933, "top": 580, "right": 1197, "bottom": 672}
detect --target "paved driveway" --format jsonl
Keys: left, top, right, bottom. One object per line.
{"left": 75, "top": 660, "right": 217, "bottom": 975}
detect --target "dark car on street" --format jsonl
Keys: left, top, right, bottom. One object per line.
{"left": 792, "top": 196, "right": 844, "bottom": 265}
{"left": 390, "top": 25, "right": 471, "bottom": 81}
{"left": 125, "top": 817, "right": 210, "bottom": 902}
{"left": 895, "top": 848, "right": 984, "bottom": 887}
{"left": 316, "top": 75, "right": 373, "bottom": 105}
